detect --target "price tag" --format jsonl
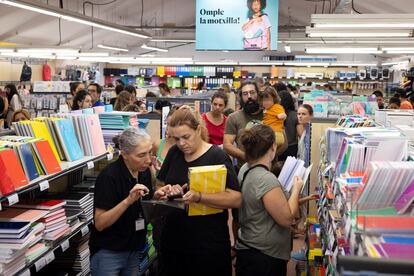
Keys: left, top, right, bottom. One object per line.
{"left": 61, "top": 240, "right": 70, "bottom": 252}
{"left": 7, "top": 193, "right": 19, "bottom": 206}
{"left": 20, "top": 269, "right": 30, "bottom": 276}
{"left": 106, "top": 153, "right": 113, "bottom": 161}
{"left": 35, "top": 257, "right": 46, "bottom": 272}
{"left": 39, "top": 180, "right": 50, "bottom": 191}
{"left": 81, "top": 226, "right": 89, "bottom": 236}
{"left": 44, "top": 251, "right": 55, "bottom": 264}
{"left": 86, "top": 161, "right": 94, "bottom": 170}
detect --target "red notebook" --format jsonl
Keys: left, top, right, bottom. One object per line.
{"left": 32, "top": 140, "right": 61, "bottom": 174}
{"left": 14, "top": 199, "right": 66, "bottom": 210}
{"left": 0, "top": 149, "right": 28, "bottom": 194}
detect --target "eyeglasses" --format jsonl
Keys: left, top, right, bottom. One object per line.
{"left": 241, "top": 90, "right": 257, "bottom": 97}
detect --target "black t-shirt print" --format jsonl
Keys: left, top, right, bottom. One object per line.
{"left": 157, "top": 145, "right": 240, "bottom": 252}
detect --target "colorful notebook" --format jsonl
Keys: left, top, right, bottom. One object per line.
{"left": 14, "top": 199, "right": 66, "bottom": 210}
{"left": 53, "top": 119, "right": 84, "bottom": 161}
{"left": 394, "top": 179, "right": 414, "bottom": 214}
{"left": 0, "top": 208, "right": 48, "bottom": 223}
{"left": 31, "top": 140, "right": 62, "bottom": 174}
{"left": 0, "top": 149, "right": 28, "bottom": 193}
{"left": 16, "top": 143, "right": 40, "bottom": 181}
{"left": 27, "top": 120, "right": 60, "bottom": 161}
{"left": 85, "top": 115, "right": 106, "bottom": 156}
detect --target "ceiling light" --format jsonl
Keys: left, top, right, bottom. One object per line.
{"left": 194, "top": 61, "right": 238, "bottom": 65}
{"left": 0, "top": 52, "right": 54, "bottom": 58}
{"left": 284, "top": 45, "right": 292, "bottom": 53}
{"left": 17, "top": 48, "right": 79, "bottom": 54}
{"left": 0, "top": 0, "right": 150, "bottom": 39}
{"left": 306, "top": 27, "right": 412, "bottom": 38}
{"left": 151, "top": 61, "right": 194, "bottom": 65}
{"left": 0, "top": 49, "right": 14, "bottom": 53}
{"left": 141, "top": 44, "right": 168, "bottom": 52}
{"left": 284, "top": 62, "right": 330, "bottom": 67}
{"left": 97, "top": 44, "right": 128, "bottom": 52}
{"left": 306, "top": 47, "right": 382, "bottom": 54}
{"left": 383, "top": 47, "right": 414, "bottom": 53}
{"left": 332, "top": 62, "right": 377, "bottom": 67}
{"left": 311, "top": 14, "right": 414, "bottom": 29}
{"left": 150, "top": 38, "right": 196, "bottom": 43}
{"left": 386, "top": 50, "right": 414, "bottom": 54}
{"left": 109, "top": 60, "right": 151, "bottom": 64}
{"left": 382, "top": 60, "right": 409, "bottom": 66}
{"left": 76, "top": 52, "right": 109, "bottom": 57}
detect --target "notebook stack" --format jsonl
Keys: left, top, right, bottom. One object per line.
{"left": 49, "top": 233, "right": 91, "bottom": 276}
{"left": 13, "top": 117, "right": 93, "bottom": 162}
{"left": 138, "top": 226, "right": 156, "bottom": 275}
{"left": 0, "top": 221, "right": 45, "bottom": 275}
{"left": 13, "top": 199, "right": 70, "bottom": 241}
{"left": 278, "top": 156, "right": 313, "bottom": 192}
{"left": 52, "top": 114, "right": 106, "bottom": 157}
{"left": 98, "top": 111, "right": 139, "bottom": 146}
{"left": 0, "top": 145, "right": 30, "bottom": 196}
{"left": 44, "top": 193, "right": 94, "bottom": 223}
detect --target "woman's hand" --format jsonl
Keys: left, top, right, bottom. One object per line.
{"left": 125, "top": 184, "right": 149, "bottom": 205}
{"left": 169, "top": 184, "right": 187, "bottom": 197}
{"left": 182, "top": 190, "right": 202, "bottom": 204}
{"left": 154, "top": 184, "right": 172, "bottom": 200}
{"left": 292, "top": 176, "right": 304, "bottom": 194}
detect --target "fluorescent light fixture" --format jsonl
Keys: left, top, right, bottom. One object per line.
{"left": 0, "top": 52, "right": 54, "bottom": 58}
{"left": 284, "top": 45, "right": 292, "bottom": 53}
{"left": 17, "top": 48, "right": 79, "bottom": 54}
{"left": 55, "top": 56, "right": 77, "bottom": 60}
{"left": 97, "top": 44, "right": 128, "bottom": 52}
{"left": 382, "top": 60, "right": 409, "bottom": 66}
{"left": 239, "top": 62, "right": 284, "bottom": 66}
{"left": 150, "top": 38, "right": 196, "bottom": 43}
{"left": 76, "top": 52, "right": 109, "bottom": 57}
{"left": 0, "top": 0, "right": 150, "bottom": 39}
{"left": 311, "top": 14, "right": 414, "bottom": 29}
{"left": 139, "top": 54, "right": 155, "bottom": 57}
{"left": 152, "top": 61, "right": 194, "bottom": 65}
{"left": 194, "top": 61, "right": 238, "bottom": 65}
{"left": 141, "top": 44, "right": 168, "bottom": 52}
{"left": 284, "top": 62, "right": 330, "bottom": 67}
{"left": 151, "top": 57, "right": 193, "bottom": 62}
{"left": 382, "top": 47, "right": 414, "bottom": 51}
{"left": 386, "top": 50, "right": 414, "bottom": 54}
{"left": 0, "top": 49, "right": 14, "bottom": 53}
{"left": 332, "top": 62, "right": 377, "bottom": 67}
{"left": 306, "top": 27, "right": 412, "bottom": 38}
{"left": 306, "top": 47, "right": 381, "bottom": 54}
{"left": 109, "top": 61, "right": 151, "bottom": 64}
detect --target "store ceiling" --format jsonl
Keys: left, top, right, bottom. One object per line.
{"left": 1, "top": 0, "right": 414, "bottom": 62}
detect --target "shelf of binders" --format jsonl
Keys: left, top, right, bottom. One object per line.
{"left": 0, "top": 152, "right": 111, "bottom": 206}
{"left": 14, "top": 218, "right": 92, "bottom": 275}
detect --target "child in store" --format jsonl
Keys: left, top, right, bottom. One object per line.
{"left": 242, "top": 0, "right": 271, "bottom": 50}
{"left": 260, "top": 86, "right": 286, "bottom": 147}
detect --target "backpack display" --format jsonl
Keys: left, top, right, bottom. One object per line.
{"left": 20, "top": 62, "right": 32, "bottom": 81}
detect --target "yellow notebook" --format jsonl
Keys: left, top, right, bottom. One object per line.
{"left": 26, "top": 121, "right": 60, "bottom": 162}
{"left": 188, "top": 165, "right": 227, "bottom": 216}
{"left": 157, "top": 66, "right": 165, "bottom": 76}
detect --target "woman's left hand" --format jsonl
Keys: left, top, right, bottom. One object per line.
{"left": 182, "top": 190, "right": 201, "bottom": 204}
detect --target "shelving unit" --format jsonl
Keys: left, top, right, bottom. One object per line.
{"left": 0, "top": 153, "right": 111, "bottom": 207}
{"left": 14, "top": 219, "right": 92, "bottom": 275}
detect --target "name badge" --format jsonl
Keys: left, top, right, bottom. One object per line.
{"left": 135, "top": 219, "right": 145, "bottom": 231}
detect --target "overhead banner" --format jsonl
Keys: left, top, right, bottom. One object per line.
{"left": 196, "top": 0, "right": 278, "bottom": 51}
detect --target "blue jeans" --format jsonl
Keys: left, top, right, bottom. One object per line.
{"left": 90, "top": 249, "right": 140, "bottom": 276}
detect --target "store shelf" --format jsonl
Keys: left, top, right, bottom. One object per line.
{"left": 337, "top": 255, "right": 414, "bottom": 275}
{"left": 30, "top": 91, "right": 70, "bottom": 94}
{"left": 15, "top": 219, "right": 93, "bottom": 275}
{"left": 0, "top": 152, "right": 110, "bottom": 206}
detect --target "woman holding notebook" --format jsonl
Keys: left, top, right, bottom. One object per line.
{"left": 154, "top": 107, "right": 241, "bottom": 276}
{"left": 89, "top": 128, "right": 153, "bottom": 276}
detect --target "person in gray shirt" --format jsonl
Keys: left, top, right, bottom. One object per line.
{"left": 235, "top": 124, "right": 303, "bottom": 276}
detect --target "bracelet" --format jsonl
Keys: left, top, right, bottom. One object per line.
{"left": 195, "top": 192, "right": 202, "bottom": 203}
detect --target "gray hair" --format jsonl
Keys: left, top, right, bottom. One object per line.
{"left": 118, "top": 127, "right": 151, "bottom": 154}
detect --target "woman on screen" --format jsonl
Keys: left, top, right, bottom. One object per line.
{"left": 242, "top": 0, "right": 271, "bottom": 50}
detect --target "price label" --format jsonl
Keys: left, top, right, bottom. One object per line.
{"left": 61, "top": 240, "right": 70, "bottom": 252}
{"left": 86, "top": 161, "right": 94, "bottom": 170}
{"left": 7, "top": 193, "right": 19, "bottom": 206}
{"left": 81, "top": 226, "right": 89, "bottom": 236}
{"left": 44, "top": 251, "right": 55, "bottom": 264}
{"left": 106, "top": 153, "right": 113, "bottom": 161}
{"left": 35, "top": 258, "right": 46, "bottom": 272}
{"left": 20, "top": 269, "right": 30, "bottom": 276}
{"left": 39, "top": 180, "right": 50, "bottom": 191}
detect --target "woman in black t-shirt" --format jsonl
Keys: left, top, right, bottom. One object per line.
{"left": 90, "top": 128, "right": 152, "bottom": 276}
{"left": 154, "top": 107, "right": 242, "bottom": 276}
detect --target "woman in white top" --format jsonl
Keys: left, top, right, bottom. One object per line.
{"left": 5, "top": 84, "right": 22, "bottom": 127}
